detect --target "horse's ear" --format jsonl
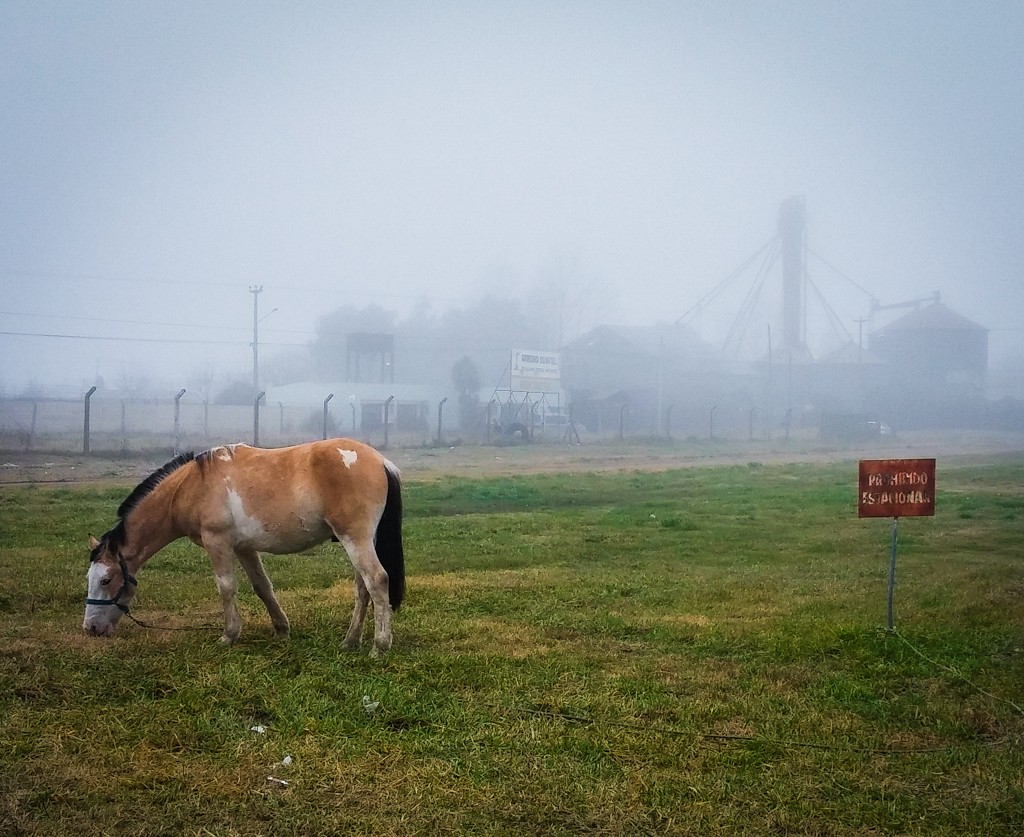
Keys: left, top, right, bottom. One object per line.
{"left": 88, "top": 534, "right": 100, "bottom": 550}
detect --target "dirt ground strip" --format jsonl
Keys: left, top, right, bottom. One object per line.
{"left": 1, "top": 430, "right": 1022, "bottom": 486}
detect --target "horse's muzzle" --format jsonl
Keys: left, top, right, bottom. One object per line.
{"left": 83, "top": 618, "right": 118, "bottom": 637}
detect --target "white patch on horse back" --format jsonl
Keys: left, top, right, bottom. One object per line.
{"left": 337, "top": 448, "right": 358, "bottom": 468}
{"left": 226, "top": 489, "right": 267, "bottom": 541}
{"left": 212, "top": 443, "right": 244, "bottom": 462}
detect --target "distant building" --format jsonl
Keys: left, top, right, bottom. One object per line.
{"left": 560, "top": 323, "right": 734, "bottom": 435}
{"left": 870, "top": 301, "right": 988, "bottom": 388}
{"left": 558, "top": 300, "right": 993, "bottom": 436}
{"left": 867, "top": 301, "right": 988, "bottom": 428}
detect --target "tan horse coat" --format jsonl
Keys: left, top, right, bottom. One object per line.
{"left": 83, "top": 439, "right": 404, "bottom": 654}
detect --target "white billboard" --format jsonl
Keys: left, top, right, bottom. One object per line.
{"left": 511, "top": 349, "right": 561, "bottom": 390}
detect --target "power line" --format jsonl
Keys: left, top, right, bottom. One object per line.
{"left": 0, "top": 310, "right": 313, "bottom": 336}
{"left": 0, "top": 268, "right": 241, "bottom": 289}
{"left": 0, "top": 329, "right": 543, "bottom": 353}
{"left": 0, "top": 329, "right": 308, "bottom": 348}
{"left": 0, "top": 268, "right": 476, "bottom": 304}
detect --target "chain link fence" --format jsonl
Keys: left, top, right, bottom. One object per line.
{"left": 0, "top": 393, "right": 439, "bottom": 455}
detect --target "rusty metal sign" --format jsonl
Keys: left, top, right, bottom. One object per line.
{"left": 858, "top": 459, "right": 936, "bottom": 518}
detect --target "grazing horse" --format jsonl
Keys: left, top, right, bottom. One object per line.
{"left": 83, "top": 439, "right": 404, "bottom": 655}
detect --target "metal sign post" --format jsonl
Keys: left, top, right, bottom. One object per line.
{"left": 887, "top": 517, "right": 899, "bottom": 632}
{"left": 858, "top": 459, "right": 936, "bottom": 631}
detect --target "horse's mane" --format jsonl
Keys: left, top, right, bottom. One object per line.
{"left": 117, "top": 452, "right": 197, "bottom": 519}
{"left": 95, "top": 452, "right": 197, "bottom": 557}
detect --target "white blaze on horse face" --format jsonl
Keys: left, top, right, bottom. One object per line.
{"left": 85, "top": 560, "right": 109, "bottom": 601}
{"left": 226, "top": 488, "right": 268, "bottom": 541}
{"left": 83, "top": 560, "right": 121, "bottom": 635}
{"left": 337, "top": 448, "right": 358, "bottom": 468}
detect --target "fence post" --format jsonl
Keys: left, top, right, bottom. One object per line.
{"left": 253, "top": 391, "right": 265, "bottom": 446}
{"left": 28, "top": 402, "right": 37, "bottom": 450}
{"left": 710, "top": 404, "right": 717, "bottom": 440}
{"left": 173, "top": 388, "right": 186, "bottom": 455}
{"left": 322, "top": 393, "right": 334, "bottom": 440}
{"left": 83, "top": 386, "right": 97, "bottom": 454}
{"left": 665, "top": 404, "right": 674, "bottom": 439}
{"left": 436, "top": 396, "right": 447, "bottom": 444}
{"left": 383, "top": 395, "right": 395, "bottom": 449}
{"left": 618, "top": 402, "right": 627, "bottom": 440}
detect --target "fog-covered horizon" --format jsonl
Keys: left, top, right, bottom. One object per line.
{"left": 3, "top": 2, "right": 1022, "bottom": 396}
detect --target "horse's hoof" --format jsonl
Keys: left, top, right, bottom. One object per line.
{"left": 218, "top": 635, "right": 237, "bottom": 646}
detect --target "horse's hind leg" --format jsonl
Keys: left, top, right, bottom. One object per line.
{"left": 336, "top": 532, "right": 392, "bottom": 656}
{"left": 342, "top": 572, "right": 370, "bottom": 650}
{"left": 236, "top": 548, "right": 290, "bottom": 639}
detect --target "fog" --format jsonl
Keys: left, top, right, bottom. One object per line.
{"left": 2, "top": 1, "right": 1022, "bottom": 400}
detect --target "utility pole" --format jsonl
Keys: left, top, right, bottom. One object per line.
{"left": 778, "top": 196, "right": 806, "bottom": 355}
{"left": 854, "top": 316, "right": 869, "bottom": 411}
{"left": 250, "top": 285, "right": 263, "bottom": 394}
{"left": 854, "top": 317, "right": 868, "bottom": 365}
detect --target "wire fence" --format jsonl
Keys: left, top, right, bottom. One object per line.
{"left": 0, "top": 391, "right": 590, "bottom": 455}
{"left": 0, "top": 389, "right": 832, "bottom": 457}
{"left": 0, "top": 394, "right": 438, "bottom": 455}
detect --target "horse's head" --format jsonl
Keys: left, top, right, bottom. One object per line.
{"left": 83, "top": 532, "right": 138, "bottom": 637}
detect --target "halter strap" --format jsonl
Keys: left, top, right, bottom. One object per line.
{"left": 85, "top": 555, "right": 138, "bottom": 613}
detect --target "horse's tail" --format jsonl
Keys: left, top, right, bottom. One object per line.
{"left": 375, "top": 460, "right": 405, "bottom": 611}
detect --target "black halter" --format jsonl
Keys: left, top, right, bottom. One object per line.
{"left": 85, "top": 555, "right": 138, "bottom": 614}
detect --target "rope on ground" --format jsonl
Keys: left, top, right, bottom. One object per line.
{"left": 124, "top": 610, "right": 220, "bottom": 632}
{"left": 890, "top": 627, "right": 1024, "bottom": 718}
{"left": 485, "top": 629, "right": 1023, "bottom": 756}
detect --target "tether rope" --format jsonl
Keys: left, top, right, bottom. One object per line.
{"left": 890, "top": 628, "right": 1024, "bottom": 717}
{"left": 123, "top": 609, "right": 220, "bottom": 632}
{"left": 485, "top": 628, "right": 1023, "bottom": 757}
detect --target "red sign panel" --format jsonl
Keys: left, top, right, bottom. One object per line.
{"left": 858, "top": 459, "right": 936, "bottom": 518}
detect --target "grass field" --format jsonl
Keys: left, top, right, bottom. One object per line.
{"left": 1, "top": 452, "right": 1022, "bottom": 835}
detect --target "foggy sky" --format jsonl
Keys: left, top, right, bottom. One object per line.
{"left": 2, "top": 1, "right": 1022, "bottom": 394}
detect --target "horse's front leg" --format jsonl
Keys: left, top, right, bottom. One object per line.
{"left": 236, "top": 548, "right": 290, "bottom": 639}
{"left": 204, "top": 542, "right": 243, "bottom": 644}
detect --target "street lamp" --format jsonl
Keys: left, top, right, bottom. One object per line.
{"left": 250, "top": 284, "right": 278, "bottom": 394}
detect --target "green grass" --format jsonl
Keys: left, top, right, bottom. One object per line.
{"left": 1, "top": 455, "right": 1023, "bottom": 835}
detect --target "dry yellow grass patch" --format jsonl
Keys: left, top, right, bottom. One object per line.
{"left": 455, "top": 616, "right": 559, "bottom": 657}
{"left": 658, "top": 613, "right": 712, "bottom": 627}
